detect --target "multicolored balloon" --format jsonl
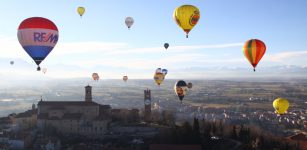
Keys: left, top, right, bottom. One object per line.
{"left": 77, "top": 7, "right": 85, "bottom": 17}
{"left": 243, "top": 39, "right": 266, "bottom": 71}
{"left": 125, "top": 17, "right": 134, "bottom": 29}
{"left": 273, "top": 98, "right": 289, "bottom": 115}
{"left": 123, "top": 75, "right": 128, "bottom": 82}
{"left": 17, "top": 17, "right": 59, "bottom": 71}
{"left": 92, "top": 73, "right": 99, "bottom": 81}
{"left": 173, "top": 5, "right": 200, "bottom": 38}
{"left": 174, "top": 80, "right": 188, "bottom": 103}
{"left": 154, "top": 68, "right": 168, "bottom": 86}
{"left": 154, "top": 73, "right": 165, "bottom": 86}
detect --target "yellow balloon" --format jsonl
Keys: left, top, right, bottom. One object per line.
{"left": 173, "top": 5, "right": 200, "bottom": 38}
{"left": 273, "top": 98, "right": 289, "bottom": 115}
{"left": 77, "top": 7, "right": 85, "bottom": 17}
{"left": 154, "top": 73, "right": 165, "bottom": 86}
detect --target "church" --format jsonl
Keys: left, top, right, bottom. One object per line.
{"left": 37, "top": 85, "right": 111, "bottom": 136}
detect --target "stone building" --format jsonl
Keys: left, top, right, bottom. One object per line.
{"left": 37, "top": 85, "right": 111, "bottom": 136}
{"left": 9, "top": 104, "right": 37, "bottom": 131}
{"left": 144, "top": 89, "right": 151, "bottom": 122}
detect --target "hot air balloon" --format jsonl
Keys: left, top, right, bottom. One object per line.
{"left": 17, "top": 17, "right": 59, "bottom": 71}
{"left": 154, "top": 73, "right": 165, "bottom": 86}
{"left": 10, "top": 61, "right": 14, "bottom": 65}
{"left": 162, "top": 69, "right": 168, "bottom": 75}
{"left": 125, "top": 17, "right": 134, "bottom": 29}
{"left": 77, "top": 7, "right": 85, "bottom": 17}
{"left": 164, "top": 43, "right": 169, "bottom": 49}
{"left": 155, "top": 68, "right": 162, "bottom": 73}
{"left": 273, "top": 98, "right": 289, "bottom": 115}
{"left": 174, "top": 80, "right": 188, "bottom": 103}
{"left": 187, "top": 82, "right": 193, "bottom": 89}
{"left": 92, "top": 73, "right": 99, "bottom": 81}
{"left": 123, "top": 76, "right": 128, "bottom": 82}
{"left": 173, "top": 5, "right": 200, "bottom": 38}
{"left": 42, "top": 68, "right": 47, "bottom": 74}
{"left": 243, "top": 39, "right": 266, "bottom": 71}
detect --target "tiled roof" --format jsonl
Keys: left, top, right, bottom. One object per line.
{"left": 38, "top": 101, "right": 99, "bottom": 106}
{"left": 15, "top": 109, "right": 37, "bottom": 118}
{"left": 288, "top": 132, "right": 307, "bottom": 141}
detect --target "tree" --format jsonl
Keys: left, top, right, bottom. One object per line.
{"left": 181, "top": 121, "right": 193, "bottom": 144}
{"left": 192, "top": 118, "right": 201, "bottom": 144}
{"left": 231, "top": 125, "right": 237, "bottom": 140}
{"left": 218, "top": 120, "right": 224, "bottom": 136}
{"left": 238, "top": 124, "right": 244, "bottom": 141}
{"left": 211, "top": 121, "right": 217, "bottom": 135}
{"left": 193, "top": 118, "right": 200, "bottom": 135}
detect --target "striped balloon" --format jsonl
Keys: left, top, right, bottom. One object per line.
{"left": 17, "top": 17, "right": 59, "bottom": 71}
{"left": 243, "top": 39, "right": 266, "bottom": 71}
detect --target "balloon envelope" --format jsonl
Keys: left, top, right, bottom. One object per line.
{"left": 154, "top": 73, "right": 165, "bottom": 86}
{"left": 155, "top": 68, "right": 162, "bottom": 74}
{"left": 243, "top": 39, "right": 266, "bottom": 71}
{"left": 174, "top": 80, "right": 188, "bottom": 102}
{"left": 10, "top": 61, "right": 14, "bottom": 65}
{"left": 77, "top": 7, "right": 85, "bottom": 17}
{"left": 187, "top": 82, "right": 193, "bottom": 89}
{"left": 92, "top": 73, "right": 99, "bottom": 81}
{"left": 273, "top": 98, "right": 289, "bottom": 115}
{"left": 162, "top": 69, "right": 168, "bottom": 75}
{"left": 173, "top": 5, "right": 200, "bottom": 38}
{"left": 125, "top": 17, "right": 134, "bottom": 29}
{"left": 123, "top": 76, "right": 128, "bottom": 82}
{"left": 17, "top": 17, "right": 58, "bottom": 71}
{"left": 164, "top": 43, "right": 169, "bottom": 49}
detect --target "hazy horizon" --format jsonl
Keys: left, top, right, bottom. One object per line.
{"left": 1, "top": 79, "right": 306, "bottom": 117}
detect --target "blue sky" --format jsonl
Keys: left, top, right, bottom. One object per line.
{"left": 0, "top": 0, "right": 307, "bottom": 79}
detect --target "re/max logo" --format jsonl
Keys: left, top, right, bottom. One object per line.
{"left": 33, "top": 32, "right": 58, "bottom": 43}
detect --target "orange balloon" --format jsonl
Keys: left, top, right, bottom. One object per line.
{"left": 243, "top": 39, "right": 266, "bottom": 71}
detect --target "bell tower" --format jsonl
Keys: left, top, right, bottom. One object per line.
{"left": 144, "top": 89, "right": 151, "bottom": 122}
{"left": 85, "top": 85, "right": 92, "bottom": 102}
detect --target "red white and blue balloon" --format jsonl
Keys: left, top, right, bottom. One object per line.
{"left": 17, "top": 17, "right": 59, "bottom": 71}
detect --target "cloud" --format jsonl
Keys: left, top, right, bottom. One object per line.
{"left": 170, "top": 43, "right": 244, "bottom": 50}
{"left": 1, "top": 34, "right": 306, "bottom": 79}
{"left": 104, "top": 43, "right": 244, "bottom": 56}
{"left": 53, "top": 41, "right": 127, "bottom": 55}
{"left": 0, "top": 36, "right": 29, "bottom": 60}
{"left": 0, "top": 35, "right": 243, "bottom": 57}
{"left": 268, "top": 51, "right": 307, "bottom": 61}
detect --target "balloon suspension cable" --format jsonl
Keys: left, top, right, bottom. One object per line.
{"left": 37, "top": 66, "right": 41, "bottom": 71}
